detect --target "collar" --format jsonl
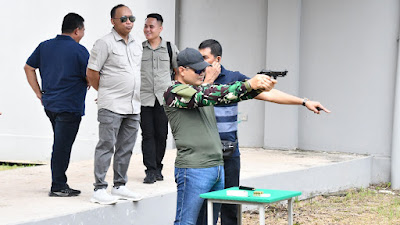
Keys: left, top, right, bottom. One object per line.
{"left": 56, "top": 35, "right": 74, "bottom": 41}
{"left": 143, "top": 37, "right": 166, "bottom": 50}
{"left": 218, "top": 65, "right": 227, "bottom": 78}
{"left": 111, "top": 28, "right": 134, "bottom": 43}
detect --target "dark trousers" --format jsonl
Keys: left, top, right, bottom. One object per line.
{"left": 140, "top": 100, "right": 168, "bottom": 173}
{"left": 45, "top": 110, "right": 81, "bottom": 191}
{"left": 196, "top": 156, "right": 241, "bottom": 225}
{"left": 221, "top": 156, "right": 241, "bottom": 225}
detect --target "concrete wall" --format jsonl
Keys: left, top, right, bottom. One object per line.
{"left": 264, "top": 0, "right": 302, "bottom": 150}
{"left": 298, "top": 0, "right": 399, "bottom": 182}
{"left": 0, "top": 0, "right": 176, "bottom": 162}
{"left": 1, "top": 0, "right": 399, "bottom": 184}
{"left": 177, "top": 0, "right": 268, "bottom": 147}
{"left": 298, "top": 0, "right": 399, "bottom": 156}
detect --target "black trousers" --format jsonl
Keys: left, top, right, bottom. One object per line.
{"left": 140, "top": 100, "right": 169, "bottom": 172}
{"left": 45, "top": 110, "right": 81, "bottom": 191}
{"left": 221, "top": 156, "right": 241, "bottom": 225}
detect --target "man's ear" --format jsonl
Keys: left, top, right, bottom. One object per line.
{"left": 73, "top": 28, "right": 79, "bottom": 36}
{"left": 111, "top": 18, "right": 115, "bottom": 26}
{"left": 216, "top": 56, "right": 222, "bottom": 63}
{"left": 178, "top": 66, "right": 185, "bottom": 76}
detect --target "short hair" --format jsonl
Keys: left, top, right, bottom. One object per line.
{"left": 146, "top": 13, "right": 163, "bottom": 25}
{"left": 61, "top": 13, "right": 84, "bottom": 34}
{"left": 111, "top": 4, "right": 126, "bottom": 18}
{"left": 198, "top": 39, "right": 223, "bottom": 57}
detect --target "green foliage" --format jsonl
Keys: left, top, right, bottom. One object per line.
{"left": 0, "top": 163, "right": 35, "bottom": 171}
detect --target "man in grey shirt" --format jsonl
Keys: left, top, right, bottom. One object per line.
{"left": 87, "top": 4, "right": 142, "bottom": 205}
{"left": 140, "top": 13, "right": 179, "bottom": 184}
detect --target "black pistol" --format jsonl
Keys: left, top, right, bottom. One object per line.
{"left": 257, "top": 70, "right": 288, "bottom": 79}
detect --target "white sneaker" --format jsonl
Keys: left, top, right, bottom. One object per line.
{"left": 111, "top": 186, "right": 143, "bottom": 201}
{"left": 90, "top": 189, "right": 119, "bottom": 205}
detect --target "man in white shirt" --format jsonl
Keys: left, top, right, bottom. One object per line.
{"left": 87, "top": 4, "right": 142, "bottom": 205}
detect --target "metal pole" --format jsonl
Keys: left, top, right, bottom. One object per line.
{"left": 207, "top": 200, "right": 213, "bottom": 225}
{"left": 391, "top": 30, "right": 400, "bottom": 189}
{"left": 259, "top": 204, "right": 265, "bottom": 225}
{"left": 288, "top": 198, "right": 293, "bottom": 225}
{"left": 237, "top": 204, "right": 242, "bottom": 225}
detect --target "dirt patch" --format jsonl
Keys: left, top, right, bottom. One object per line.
{"left": 240, "top": 184, "right": 400, "bottom": 225}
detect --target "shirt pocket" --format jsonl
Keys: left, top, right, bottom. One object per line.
{"left": 141, "top": 54, "right": 152, "bottom": 71}
{"left": 110, "top": 49, "right": 128, "bottom": 68}
{"left": 159, "top": 55, "right": 171, "bottom": 73}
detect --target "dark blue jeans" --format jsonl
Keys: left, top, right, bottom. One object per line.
{"left": 45, "top": 110, "right": 81, "bottom": 191}
{"left": 220, "top": 156, "right": 241, "bottom": 225}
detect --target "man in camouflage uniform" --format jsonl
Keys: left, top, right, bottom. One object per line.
{"left": 163, "top": 48, "right": 276, "bottom": 225}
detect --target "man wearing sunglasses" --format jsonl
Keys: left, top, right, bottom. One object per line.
{"left": 87, "top": 4, "right": 142, "bottom": 205}
{"left": 164, "top": 48, "right": 276, "bottom": 225}
{"left": 140, "top": 13, "right": 179, "bottom": 184}
{"left": 24, "top": 13, "right": 88, "bottom": 197}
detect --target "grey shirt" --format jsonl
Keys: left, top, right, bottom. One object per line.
{"left": 88, "top": 28, "right": 142, "bottom": 114}
{"left": 140, "top": 38, "right": 178, "bottom": 106}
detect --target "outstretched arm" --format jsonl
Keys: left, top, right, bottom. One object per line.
{"left": 165, "top": 75, "right": 275, "bottom": 109}
{"left": 24, "top": 64, "right": 42, "bottom": 102}
{"left": 255, "top": 89, "right": 331, "bottom": 114}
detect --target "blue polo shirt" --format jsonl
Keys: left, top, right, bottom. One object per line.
{"left": 214, "top": 65, "right": 250, "bottom": 156}
{"left": 26, "top": 35, "right": 89, "bottom": 115}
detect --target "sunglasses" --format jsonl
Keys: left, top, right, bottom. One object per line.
{"left": 186, "top": 67, "right": 205, "bottom": 75}
{"left": 114, "top": 15, "right": 136, "bottom": 23}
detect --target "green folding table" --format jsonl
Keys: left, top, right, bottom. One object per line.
{"left": 200, "top": 187, "right": 302, "bottom": 225}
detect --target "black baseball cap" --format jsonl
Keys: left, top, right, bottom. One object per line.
{"left": 177, "top": 48, "right": 210, "bottom": 71}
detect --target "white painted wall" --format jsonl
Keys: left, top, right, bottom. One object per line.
{"left": 0, "top": 0, "right": 176, "bottom": 162}
{"left": 264, "top": 0, "right": 302, "bottom": 150}
{"left": 264, "top": 0, "right": 399, "bottom": 182}
{"left": 298, "top": 0, "right": 399, "bottom": 157}
{"left": 1, "top": 0, "right": 400, "bottom": 185}
{"left": 177, "top": 0, "right": 268, "bottom": 147}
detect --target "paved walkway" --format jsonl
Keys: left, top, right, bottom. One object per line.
{"left": 0, "top": 148, "right": 363, "bottom": 225}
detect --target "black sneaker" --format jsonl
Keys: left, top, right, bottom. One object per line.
{"left": 155, "top": 171, "right": 164, "bottom": 181}
{"left": 49, "top": 187, "right": 81, "bottom": 197}
{"left": 143, "top": 171, "right": 156, "bottom": 184}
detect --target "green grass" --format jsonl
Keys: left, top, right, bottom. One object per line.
{"left": 243, "top": 184, "right": 400, "bottom": 225}
{"left": 0, "top": 163, "right": 35, "bottom": 171}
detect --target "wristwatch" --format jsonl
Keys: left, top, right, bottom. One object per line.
{"left": 302, "top": 98, "right": 309, "bottom": 106}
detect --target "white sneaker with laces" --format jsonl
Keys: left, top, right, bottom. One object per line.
{"left": 111, "top": 186, "right": 143, "bottom": 201}
{"left": 90, "top": 189, "right": 119, "bottom": 205}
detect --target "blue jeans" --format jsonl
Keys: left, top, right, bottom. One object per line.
{"left": 45, "top": 110, "right": 81, "bottom": 191}
{"left": 174, "top": 166, "right": 225, "bottom": 225}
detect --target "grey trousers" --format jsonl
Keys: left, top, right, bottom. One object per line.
{"left": 94, "top": 108, "right": 140, "bottom": 189}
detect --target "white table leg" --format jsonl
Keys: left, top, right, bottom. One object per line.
{"left": 208, "top": 200, "right": 213, "bottom": 225}
{"left": 288, "top": 198, "right": 293, "bottom": 225}
{"left": 237, "top": 204, "right": 242, "bottom": 225}
{"left": 259, "top": 204, "right": 265, "bottom": 225}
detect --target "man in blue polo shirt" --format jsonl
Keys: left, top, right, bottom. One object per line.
{"left": 24, "top": 13, "right": 89, "bottom": 197}
{"left": 198, "top": 39, "right": 330, "bottom": 225}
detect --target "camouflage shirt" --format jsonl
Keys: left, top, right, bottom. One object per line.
{"left": 163, "top": 80, "right": 261, "bottom": 168}
{"left": 163, "top": 80, "right": 261, "bottom": 108}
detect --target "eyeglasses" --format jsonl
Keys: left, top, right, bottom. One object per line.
{"left": 114, "top": 15, "right": 136, "bottom": 23}
{"left": 186, "top": 67, "right": 205, "bottom": 75}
